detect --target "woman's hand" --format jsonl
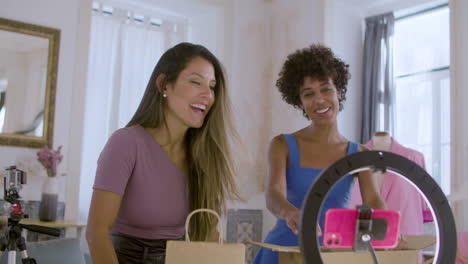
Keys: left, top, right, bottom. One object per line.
{"left": 395, "top": 234, "right": 408, "bottom": 250}
{"left": 284, "top": 208, "right": 300, "bottom": 235}
{"left": 284, "top": 208, "right": 322, "bottom": 237}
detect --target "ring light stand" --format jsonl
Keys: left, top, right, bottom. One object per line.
{"left": 299, "top": 151, "right": 457, "bottom": 264}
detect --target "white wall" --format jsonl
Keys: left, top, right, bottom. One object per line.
{"left": 269, "top": 0, "right": 326, "bottom": 137}
{"left": 0, "top": 0, "right": 92, "bottom": 222}
{"left": 227, "top": 0, "right": 329, "bottom": 239}
{"left": 226, "top": 0, "right": 271, "bottom": 199}
{"left": 325, "top": 0, "right": 365, "bottom": 142}
{"left": 450, "top": 0, "right": 468, "bottom": 232}
{"left": 225, "top": 0, "right": 274, "bottom": 240}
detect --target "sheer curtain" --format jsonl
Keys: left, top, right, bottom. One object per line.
{"left": 79, "top": 5, "right": 184, "bottom": 221}
{"left": 116, "top": 21, "right": 164, "bottom": 129}
{"left": 360, "top": 13, "right": 395, "bottom": 143}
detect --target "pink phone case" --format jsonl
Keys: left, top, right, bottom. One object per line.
{"left": 323, "top": 208, "right": 400, "bottom": 249}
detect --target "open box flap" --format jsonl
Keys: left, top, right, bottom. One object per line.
{"left": 247, "top": 235, "right": 435, "bottom": 253}
{"left": 405, "top": 235, "right": 437, "bottom": 250}
{"left": 247, "top": 241, "right": 301, "bottom": 253}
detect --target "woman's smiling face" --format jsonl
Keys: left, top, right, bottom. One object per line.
{"left": 299, "top": 76, "right": 340, "bottom": 125}
{"left": 163, "top": 56, "right": 216, "bottom": 129}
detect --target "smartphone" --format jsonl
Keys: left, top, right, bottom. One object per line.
{"left": 323, "top": 208, "right": 400, "bottom": 249}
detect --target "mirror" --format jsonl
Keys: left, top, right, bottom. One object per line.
{"left": 0, "top": 18, "right": 59, "bottom": 148}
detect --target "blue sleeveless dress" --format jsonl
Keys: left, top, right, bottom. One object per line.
{"left": 253, "top": 134, "right": 359, "bottom": 264}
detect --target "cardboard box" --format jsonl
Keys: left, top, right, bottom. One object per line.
{"left": 248, "top": 235, "right": 435, "bottom": 264}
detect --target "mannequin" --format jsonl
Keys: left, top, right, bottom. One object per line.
{"left": 350, "top": 132, "right": 429, "bottom": 236}
{"left": 372, "top": 131, "right": 392, "bottom": 151}
{"left": 371, "top": 131, "right": 391, "bottom": 191}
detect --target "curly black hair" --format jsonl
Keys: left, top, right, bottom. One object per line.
{"left": 276, "top": 44, "right": 350, "bottom": 119}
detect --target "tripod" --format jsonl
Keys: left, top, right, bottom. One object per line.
{"left": 0, "top": 200, "right": 60, "bottom": 263}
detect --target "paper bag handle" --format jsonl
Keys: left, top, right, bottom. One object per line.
{"left": 185, "top": 209, "right": 223, "bottom": 244}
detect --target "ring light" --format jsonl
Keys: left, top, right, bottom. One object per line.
{"left": 299, "top": 151, "right": 457, "bottom": 264}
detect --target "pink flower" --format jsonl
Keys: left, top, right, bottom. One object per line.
{"left": 37, "top": 146, "right": 63, "bottom": 177}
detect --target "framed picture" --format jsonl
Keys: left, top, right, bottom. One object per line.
{"left": 227, "top": 209, "right": 262, "bottom": 264}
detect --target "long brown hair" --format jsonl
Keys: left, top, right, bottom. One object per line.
{"left": 127, "top": 42, "right": 239, "bottom": 241}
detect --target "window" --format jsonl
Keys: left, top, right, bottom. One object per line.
{"left": 393, "top": 5, "right": 450, "bottom": 193}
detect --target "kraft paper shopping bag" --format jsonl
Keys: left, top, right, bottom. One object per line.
{"left": 165, "top": 209, "right": 245, "bottom": 264}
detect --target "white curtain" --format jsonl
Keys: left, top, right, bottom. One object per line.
{"left": 79, "top": 7, "right": 181, "bottom": 221}
{"left": 79, "top": 12, "right": 121, "bottom": 222}
{"left": 117, "top": 21, "right": 164, "bottom": 129}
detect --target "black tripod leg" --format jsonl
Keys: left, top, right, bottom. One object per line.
{"left": 16, "top": 236, "right": 36, "bottom": 264}
{"left": 0, "top": 236, "right": 8, "bottom": 263}
{"left": 0, "top": 236, "right": 7, "bottom": 255}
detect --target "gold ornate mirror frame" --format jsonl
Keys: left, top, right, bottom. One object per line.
{"left": 0, "top": 18, "right": 60, "bottom": 148}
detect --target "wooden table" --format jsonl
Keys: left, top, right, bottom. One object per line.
{"left": 0, "top": 217, "right": 86, "bottom": 239}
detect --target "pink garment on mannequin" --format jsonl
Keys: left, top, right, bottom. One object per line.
{"left": 348, "top": 137, "right": 428, "bottom": 236}
{"left": 457, "top": 232, "right": 468, "bottom": 264}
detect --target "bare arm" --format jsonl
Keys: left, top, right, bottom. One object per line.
{"left": 357, "top": 145, "right": 387, "bottom": 210}
{"left": 265, "top": 135, "right": 301, "bottom": 234}
{"left": 86, "top": 189, "right": 122, "bottom": 264}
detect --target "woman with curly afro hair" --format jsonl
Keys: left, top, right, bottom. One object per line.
{"left": 253, "top": 44, "right": 386, "bottom": 264}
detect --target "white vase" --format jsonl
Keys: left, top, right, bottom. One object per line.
{"left": 39, "top": 177, "right": 59, "bottom": 221}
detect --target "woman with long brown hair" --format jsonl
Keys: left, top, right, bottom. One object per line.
{"left": 86, "top": 42, "right": 239, "bottom": 264}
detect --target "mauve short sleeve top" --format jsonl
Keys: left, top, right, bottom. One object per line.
{"left": 93, "top": 125, "right": 188, "bottom": 239}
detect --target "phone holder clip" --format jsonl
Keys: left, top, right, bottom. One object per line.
{"left": 354, "top": 205, "right": 374, "bottom": 252}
